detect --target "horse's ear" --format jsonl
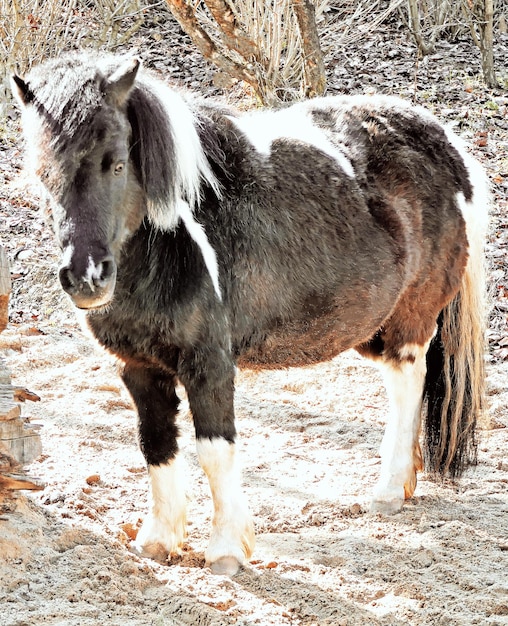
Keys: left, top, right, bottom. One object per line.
{"left": 11, "top": 74, "right": 33, "bottom": 106}
{"left": 104, "top": 58, "right": 140, "bottom": 106}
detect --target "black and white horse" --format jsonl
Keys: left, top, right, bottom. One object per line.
{"left": 12, "top": 52, "right": 488, "bottom": 575}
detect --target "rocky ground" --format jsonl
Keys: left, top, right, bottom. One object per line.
{"left": 0, "top": 6, "right": 507, "bottom": 626}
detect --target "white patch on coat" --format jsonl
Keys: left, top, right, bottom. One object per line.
{"left": 176, "top": 199, "right": 222, "bottom": 300}
{"left": 372, "top": 342, "right": 429, "bottom": 512}
{"left": 442, "top": 126, "right": 490, "bottom": 251}
{"left": 197, "top": 438, "right": 255, "bottom": 567}
{"left": 60, "top": 244, "right": 74, "bottom": 271}
{"left": 133, "top": 456, "right": 188, "bottom": 557}
{"left": 84, "top": 255, "right": 102, "bottom": 291}
{"left": 229, "top": 106, "right": 355, "bottom": 178}
{"left": 398, "top": 343, "right": 419, "bottom": 361}
{"left": 398, "top": 341, "right": 435, "bottom": 362}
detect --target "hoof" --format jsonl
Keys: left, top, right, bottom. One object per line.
{"left": 130, "top": 540, "right": 173, "bottom": 564}
{"left": 404, "top": 471, "right": 418, "bottom": 500}
{"left": 208, "top": 556, "right": 242, "bottom": 577}
{"left": 131, "top": 508, "right": 186, "bottom": 565}
{"left": 370, "top": 497, "right": 404, "bottom": 515}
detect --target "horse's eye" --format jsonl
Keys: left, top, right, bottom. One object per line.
{"left": 114, "top": 162, "right": 125, "bottom": 176}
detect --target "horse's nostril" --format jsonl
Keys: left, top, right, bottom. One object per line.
{"left": 94, "top": 256, "right": 116, "bottom": 287}
{"left": 59, "top": 266, "right": 77, "bottom": 294}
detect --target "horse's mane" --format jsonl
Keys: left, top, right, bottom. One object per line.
{"left": 127, "top": 71, "right": 222, "bottom": 231}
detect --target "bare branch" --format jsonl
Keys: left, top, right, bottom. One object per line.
{"left": 203, "top": 0, "right": 260, "bottom": 63}
{"left": 164, "top": 0, "right": 262, "bottom": 94}
{"left": 407, "top": 0, "right": 436, "bottom": 55}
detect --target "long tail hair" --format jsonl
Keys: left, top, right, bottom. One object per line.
{"left": 423, "top": 155, "right": 489, "bottom": 477}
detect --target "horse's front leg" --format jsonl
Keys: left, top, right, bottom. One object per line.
{"left": 178, "top": 348, "right": 255, "bottom": 576}
{"left": 371, "top": 344, "right": 428, "bottom": 514}
{"left": 121, "top": 363, "right": 187, "bottom": 562}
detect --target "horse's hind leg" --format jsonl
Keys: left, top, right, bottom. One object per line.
{"left": 121, "top": 363, "right": 187, "bottom": 562}
{"left": 370, "top": 342, "right": 429, "bottom": 514}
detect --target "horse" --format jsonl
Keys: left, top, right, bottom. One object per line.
{"left": 12, "top": 51, "right": 488, "bottom": 576}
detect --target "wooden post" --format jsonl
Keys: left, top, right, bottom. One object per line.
{"left": 0, "top": 358, "right": 43, "bottom": 498}
{"left": 0, "top": 248, "right": 43, "bottom": 501}
{"left": 0, "top": 246, "right": 10, "bottom": 333}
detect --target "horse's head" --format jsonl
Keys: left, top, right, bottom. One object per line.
{"left": 12, "top": 55, "right": 145, "bottom": 310}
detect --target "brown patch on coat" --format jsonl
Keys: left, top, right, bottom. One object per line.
{"left": 404, "top": 441, "right": 424, "bottom": 500}
{"left": 355, "top": 174, "right": 469, "bottom": 365}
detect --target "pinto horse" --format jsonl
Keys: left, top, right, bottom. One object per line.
{"left": 12, "top": 52, "right": 488, "bottom": 576}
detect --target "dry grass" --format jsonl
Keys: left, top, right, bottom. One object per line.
{"left": 0, "top": 0, "right": 153, "bottom": 113}
{"left": 211, "top": 0, "right": 407, "bottom": 102}
{"left": 227, "top": 0, "right": 330, "bottom": 102}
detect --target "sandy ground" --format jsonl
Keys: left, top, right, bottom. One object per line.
{"left": 1, "top": 307, "right": 507, "bottom": 625}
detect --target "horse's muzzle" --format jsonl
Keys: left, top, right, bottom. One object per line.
{"left": 59, "top": 255, "right": 117, "bottom": 309}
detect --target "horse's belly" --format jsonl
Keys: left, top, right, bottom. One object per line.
{"left": 236, "top": 306, "right": 382, "bottom": 369}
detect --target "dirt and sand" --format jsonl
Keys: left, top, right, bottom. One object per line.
{"left": 1, "top": 7, "right": 508, "bottom": 626}
{"left": 0, "top": 321, "right": 507, "bottom": 625}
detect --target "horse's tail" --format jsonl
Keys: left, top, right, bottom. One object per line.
{"left": 423, "top": 153, "right": 489, "bottom": 478}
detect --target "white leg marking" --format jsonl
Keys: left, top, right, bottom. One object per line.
{"left": 133, "top": 456, "right": 188, "bottom": 560}
{"left": 176, "top": 199, "right": 222, "bottom": 300}
{"left": 372, "top": 343, "right": 428, "bottom": 514}
{"left": 197, "top": 438, "right": 255, "bottom": 574}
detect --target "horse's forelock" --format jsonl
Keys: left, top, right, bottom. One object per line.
{"left": 25, "top": 53, "right": 219, "bottom": 231}
{"left": 25, "top": 54, "right": 135, "bottom": 156}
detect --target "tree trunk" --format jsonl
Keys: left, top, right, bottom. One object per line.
{"left": 164, "top": 0, "right": 326, "bottom": 105}
{"left": 479, "top": 0, "right": 497, "bottom": 87}
{"left": 292, "top": 0, "right": 326, "bottom": 97}
{"left": 164, "top": 0, "right": 263, "bottom": 99}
